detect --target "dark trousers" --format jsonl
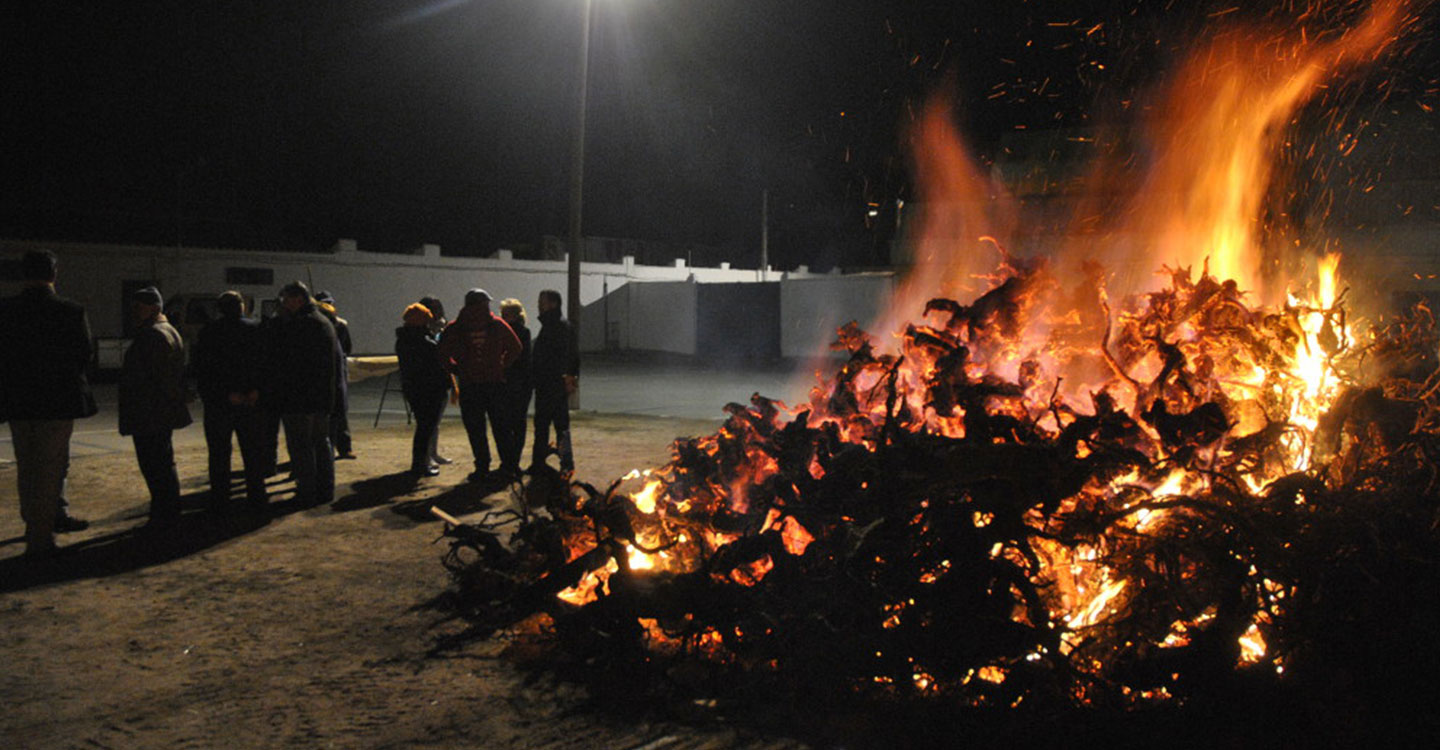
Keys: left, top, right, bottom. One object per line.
{"left": 282, "top": 412, "right": 334, "bottom": 505}
{"left": 500, "top": 383, "right": 531, "bottom": 473}
{"left": 428, "top": 398, "right": 447, "bottom": 461}
{"left": 405, "top": 388, "right": 447, "bottom": 472}
{"left": 330, "top": 389, "right": 352, "bottom": 455}
{"left": 203, "top": 400, "right": 267, "bottom": 505}
{"left": 10, "top": 419, "right": 73, "bottom": 551}
{"left": 532, "top": 381, "right": 573, "bottom": 471}
{"left": 258, "top": 409, "right": 281, "bottom": 476}
{"left": 458, "top": 382, "right": 509, "bottom": 471}
{"left": 133, "top": 431, "right": 181, "bottom": 523}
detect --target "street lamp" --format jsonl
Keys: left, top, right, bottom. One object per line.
{"left": 567, "top": 0, "right": 595, "bottom": 378}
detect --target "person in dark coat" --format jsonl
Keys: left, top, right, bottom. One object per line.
{"left": 265, "top": 281, "right": 338, "bottom": 506}
{"left": 437, "top": 288, "right": 522, "bottom": 481}
{"left": 191, "top": 290, "right": 267, "bottom": 510}
{"left": 254, "top": 302, "right": 283, "bottom": 477}
{"left": 315, "top": 290, "right": 355, "bottom": 460}
{"left": 498, "top": 298, "right": 532, "bottom": 478}
{"left": 119, "top": 285, "right": 193, "bottom": 529}
{"left": 395, "top": 303, "right": 450, "bottom": 476}
{"left": 530, "top": 289, "right": 578, "bottom": 474}
{"left": 418, "top": 295, "right": 453, "bottom": 466}
{"left": 0, "top": 250, "right": 98, "bottom": 556}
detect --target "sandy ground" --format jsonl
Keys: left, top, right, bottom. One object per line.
{"left": 0, "top": 412, "right": 808, "bottom": 749}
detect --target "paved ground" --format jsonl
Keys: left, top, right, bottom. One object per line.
{"left": 0, "top": 353, "right": 816, "bottom": 465}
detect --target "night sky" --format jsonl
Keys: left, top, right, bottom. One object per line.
{"left": 3, "top": 1, "right": 1436, "bottom": 269}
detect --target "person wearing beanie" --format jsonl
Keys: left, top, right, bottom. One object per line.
{"left": 395, "top": 303, "right": 450, "bottom": 476}
{"left": 264, "top": 281, "right": 338, "bottom": 506}
{"left": 119, "top": 284, "right": 192, "bottom": 530}
{"left": 0, "top": 250, "right": 99, "bottom": 556}
{"left": 416, "top": 295, "right": 453, "bottom": 465}
{"left": 437, "top": 288, "right": 522, "bottom": 481}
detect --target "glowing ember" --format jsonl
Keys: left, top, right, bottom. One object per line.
{"left": 631, "top": 478, "right": 663, "bottom": 515}
{"left": 780, "top": 516, "right": 814, "bottom": 556}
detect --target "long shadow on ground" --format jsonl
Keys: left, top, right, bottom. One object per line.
{"left": 331, "top": 470, "right": 523, "bottom": 527}
{"left": 0, "top": 491, "right": 317, "bottom": 594}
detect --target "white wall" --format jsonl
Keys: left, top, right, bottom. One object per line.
{"left": 622, "top": 281, "right": 698, "bottom": 355}
{"left": 779, "top": 273, "right": 896, "bottom": 359}
{"left": 0, "top": 239, "right": 791, "bottom": 354}
{"left": 580, "top": 280, "right": 699, "bottom": 355}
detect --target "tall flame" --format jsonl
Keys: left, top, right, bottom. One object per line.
{"left": 882, "top": 0, "right": 1410, "bottom": 329}
{"left": 1111, "top": 0, "right": 1408, "bottom": 297}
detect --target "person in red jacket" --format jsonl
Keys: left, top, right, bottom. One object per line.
{"left": 437, "top": 289, "right": 522, "bottom": 481}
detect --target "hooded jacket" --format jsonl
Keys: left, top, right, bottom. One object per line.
{"left": 395, "top": 324, "right": 449, "bottom": 398}
{"left": 436, "top": 304, "right": 521, "bottom": 385}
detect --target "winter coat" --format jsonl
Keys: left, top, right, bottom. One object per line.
{"left": 191, "top": 314, "right": 261, "bottom": 406}
{"left": 0, "top": 285, "right": 98, "bottom": 421}
{"left": 119, "top": 315, "right": 192, "bottom": 436}
{"left": 531, "top": 308, "right": 579, "bottom": 386}
{"left": 395, "top": 325, "right": 449, "bottom": 400}
{"left": 436, "top": 305, "right": 521, "bottom": 385}
{"left": 319, "top": 307, "right": 351, "bottom": 408}
{"left": 264, "top": 303, "right": 337, "bottom": 414}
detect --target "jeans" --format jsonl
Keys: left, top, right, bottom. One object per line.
{"left": 9, "top": 419, "right": 73, "bottom": 551}
{"left": 133, "top": 431, "right": 181, "bottom": 523}
{"left": 203, "top": 400, "right": 268, "bottom": 505}
{"left": 458, "top": 382, "right": 508, "bottom": 471}
{"left": 532, "top": 381, "right": 573, "bottom": 471}
{"left": 282, "top": 412, "right": 334, "bottom": 505}
{"left": 406, "top": 388, "right": 447, "bottom": 471}
{"left": 427, "top": 398, "right": 447, "bottom": 462}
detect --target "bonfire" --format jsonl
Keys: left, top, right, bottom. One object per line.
{"left": 430, "top": 0, "right": 1440, "bottom": 734}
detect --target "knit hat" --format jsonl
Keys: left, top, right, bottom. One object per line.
{"left": 464, "top": 288, "right": 491, "bottom": 306}
{"left": 402, "top": 302, "right": 434, "bottom": 327}
{"left": 418, "top": 296, "right": 445, "bottom": 319}
{"left": 131, "top": 286, "right": 162, "bottom": 306}
{"left": 217, "top": 290, "right": 245, "bottom": 317}
{"left": 279, "top": 280, "right": 310, "bottom": 299}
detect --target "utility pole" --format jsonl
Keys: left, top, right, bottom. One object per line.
{"left": 760, "top": 188, "right": 769, "bottom": 281}
{"left": 567, "top": 0, "right": 595, "bottom": 408}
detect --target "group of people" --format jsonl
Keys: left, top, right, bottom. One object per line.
{"left": 395, "top": 287, "right": 578, "bottom": 481}
{"left": 0, "top": 249, "right": 577, "bottom": 559}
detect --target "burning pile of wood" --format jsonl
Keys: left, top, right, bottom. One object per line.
{"left": 430, "top": 256, "right": 1440, "bottom": 725}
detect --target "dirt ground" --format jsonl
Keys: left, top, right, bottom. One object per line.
{"left": 0, "top": 412, "right": 808, "bottom": 750}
